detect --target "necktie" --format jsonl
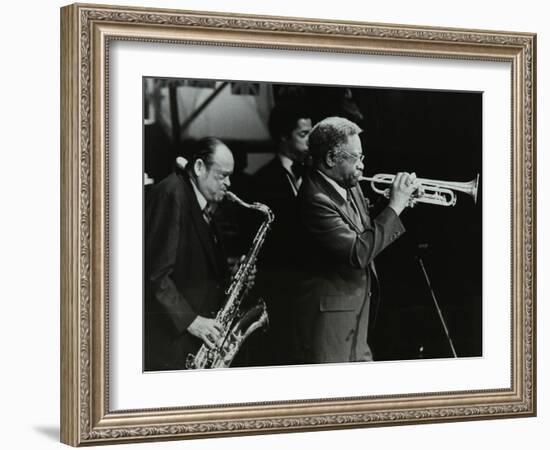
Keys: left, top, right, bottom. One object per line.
{"left": 202, "top": 205, "right": 212, "bottom": 224}
{"left": 202, "top": 206, "right": 218, "bottom": 243}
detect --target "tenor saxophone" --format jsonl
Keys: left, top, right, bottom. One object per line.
{"left": 185, "top": 191, "right": 274, "bottom": 369}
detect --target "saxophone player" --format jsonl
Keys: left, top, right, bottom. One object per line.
{"left": 144, "top": 137, "right": 254, "bottom": 371}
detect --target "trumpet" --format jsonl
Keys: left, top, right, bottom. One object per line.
{"left": 359, "top": 173, "right": 479, "bottom": 207}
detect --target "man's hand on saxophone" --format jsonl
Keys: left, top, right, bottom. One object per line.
{"left": 187, "top": 316, "right": 223, "bottom": 349}
{"left": 185, "top": 191, "right": 273, "bottom": 369}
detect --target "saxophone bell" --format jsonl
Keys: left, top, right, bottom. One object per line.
{"left": 234, "top": 299, "right": 270, "bottom": 337}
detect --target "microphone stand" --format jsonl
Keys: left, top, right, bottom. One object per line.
{"left": 416, "top": 245, "right": 458, "bottom": 358}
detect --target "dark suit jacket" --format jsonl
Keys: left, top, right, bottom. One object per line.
{"left": 253, "top": 156, "right": 299, "bottom": 270}
{"left": 295, "top": 170, "right": 405, "bottom": 363}
{"left": 144, "top": 168, "right": 228, "bottom": 371}
{"left": 252, "top": 156, "right": 302, "bottom": 365}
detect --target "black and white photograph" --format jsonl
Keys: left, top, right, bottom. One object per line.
{"left": 52, "top": 1, "right": 538, "bottom": 448}
{"left": 143, "top": 77, "right": 482, "bottom": 371}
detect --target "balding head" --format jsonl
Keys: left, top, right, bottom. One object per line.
{"left": 189, "top": 137, "right": 234, "bottom": 203}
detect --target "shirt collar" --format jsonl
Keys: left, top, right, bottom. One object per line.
{"left": 278, "top": 154, "right": 294, "bottom": 174}
{"left": 189, "top": 177, "right": 208, "bottom": 211}
{"left": 317, "top": 170, "right": 348, "bottom": 201}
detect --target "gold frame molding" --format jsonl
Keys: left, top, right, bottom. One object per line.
{"left": 60, "top": 2, "right": 536, "bottom": 446}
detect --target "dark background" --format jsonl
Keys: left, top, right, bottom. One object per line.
{"left": 144, "top": 79, "right": 482, "bottom": 362}
{"left": 355, "top": 88, "right": 482, "bottom": 360}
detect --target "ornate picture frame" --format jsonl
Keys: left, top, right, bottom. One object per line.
{"left": 60, "top": 3, "right": 536, "bottom": 446}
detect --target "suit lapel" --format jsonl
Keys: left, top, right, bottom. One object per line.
{"left": 350, "top": 186, "right": 378, "bottom": 279}
{"left": 350, "top": 186, "right": 372, "bottom": 230}
{"left": 310, "top": 171, "right": 363, "bottom": 233}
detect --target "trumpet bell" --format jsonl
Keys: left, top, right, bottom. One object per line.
{"left": 421, "top": 174, "right": 479, "bottom": 204}
{"left": 472, "top": 174, "right": 480, "bottom": 203}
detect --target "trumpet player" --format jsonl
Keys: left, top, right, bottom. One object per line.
{"left": 295, "top": 116, "right": 420, "bottom": 364}
{"left": 144, "top": 137, "right": 255, "bottom": 371}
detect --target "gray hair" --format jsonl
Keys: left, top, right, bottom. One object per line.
{"left": 307, "top": 117, "right": 362, "bottom": 164}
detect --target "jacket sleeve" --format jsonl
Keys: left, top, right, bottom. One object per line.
{"left": 301, "top": 194, "right": 405, "bottom": 269}
{"left": 145, "top": 187, "right": 197, "bottom": 334}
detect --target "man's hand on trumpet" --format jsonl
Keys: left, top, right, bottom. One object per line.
{"left": 388, "top": 172, "right": 423, "bottom": 215}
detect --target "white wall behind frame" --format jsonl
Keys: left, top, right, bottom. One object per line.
{"left": 0, "top": 0, "right": 545, "bottom": 450}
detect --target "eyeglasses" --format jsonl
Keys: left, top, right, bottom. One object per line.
{"left": 340, "top": 150, "right": 365, "bottom": 163}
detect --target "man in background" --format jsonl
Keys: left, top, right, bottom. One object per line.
{"left": 295, "top": 117, "right": 419, "bottom": 364}
{"left": 252, "top": 101, "right": 312, "bottom": 365}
